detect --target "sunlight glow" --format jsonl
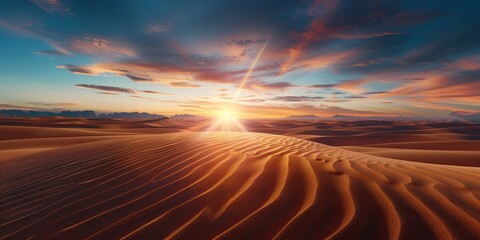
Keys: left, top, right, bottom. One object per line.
{"left": 207, "top": 108, "right": 247, "bottom": 132}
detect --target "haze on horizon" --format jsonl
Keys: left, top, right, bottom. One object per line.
{"left": 0, "top": 0, "right": 479, "bottom": 118}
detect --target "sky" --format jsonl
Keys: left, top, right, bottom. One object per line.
{"left": 0, "top": 0, "right": 479, "bottom": 118}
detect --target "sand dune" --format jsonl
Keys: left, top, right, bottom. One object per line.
{"left": 341, "top": 146, "right": 480, "bottom": 167}
{"left": 1, "top": 132, "right": 479, "bottom": 239}
{"left": 2, "top": 117, "right": 478, "bottom": 166}
{"left": 243, "top": 119, "right": 480, "bottom": 166}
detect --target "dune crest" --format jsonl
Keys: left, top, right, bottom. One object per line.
{"left": 1, "top": 132, "right": 479, "bottom": 239}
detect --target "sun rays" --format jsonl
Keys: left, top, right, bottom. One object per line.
{"left": 205, "top": 35, "right": 271, "bottom": 132}
{"left": 206, "top": 108, "right": 247, "bottom": 132}
{"left": 234, "top": 35, "right": 271, "bottom": 100}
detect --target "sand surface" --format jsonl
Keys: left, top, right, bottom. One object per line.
{"left": 1, "top": 131, "right": 479, "bottom": 239}
{"left": 1, "top": 117, "right": 479, "bottom": 167}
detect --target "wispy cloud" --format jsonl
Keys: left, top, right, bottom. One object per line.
{"left": 30, "top": 0, "right": 73, "bottom": 15}
{"left": 272, "top": 96, "right": 324, "bottom": 102}
{"left": 170, "top": 82, "right": 201, "bottom": 88}
{"left": 363, "top": 91, "right": 390, "bottom": 95}
{"left": 76, "top": 84, "right": 137, "bottom": 94}
{"left": 244, "top": 80, "right": 295, "bottom": 91}
{"left": 33, "top": 50, "right": 68, "bottom": 56}
{"left": 141, "top": 90, "right": 173, "bottom": 95}
{"left": 29, "top": 102, "right": 78, "bottom": 106}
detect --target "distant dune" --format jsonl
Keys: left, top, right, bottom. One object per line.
{"left": 1, "top": 132, "right": 479, "bottom": 239}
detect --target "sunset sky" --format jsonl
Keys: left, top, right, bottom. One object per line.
{"left": 1, "top": 0, "right": 479, "bottom": 118}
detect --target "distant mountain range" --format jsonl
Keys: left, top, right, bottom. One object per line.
{"left": 285, "top": 114, "right": 358, "bottom": 120}
{"left": 284, "top": 114, "right": 463, "bottom": 121}
{"left": 170, "top": 114, "right": 206, "bottom": 120}
{"left": 2, "top": 109, "right": 473, "bottom": 121}
{"left": 331, "top": 114, "right": 355, "bottom": 118}
{"left": 0, "top": 110, "right": 167, "bottom": 119}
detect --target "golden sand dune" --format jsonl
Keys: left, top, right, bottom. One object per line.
{"left": 1, "top": 132, "right": 479, "bottom": 239}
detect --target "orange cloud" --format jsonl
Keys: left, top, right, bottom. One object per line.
{"left": 386, "top": 72, "right": 480, "bottom": 107}
{"left": 334, "top": 79, "right": 370, "bottom": 93}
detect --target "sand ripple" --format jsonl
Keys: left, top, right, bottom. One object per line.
{"left": 1, "top": 132, "right": 479, "bottom": 239}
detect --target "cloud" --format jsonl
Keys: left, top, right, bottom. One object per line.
{"left": 272, "top": 96, "right": 324, "bottom": 102}
{"left": 170, "top": 82, "right": 201, "bottom": 88}
{"left": 76, "top": 84, "right": 136, "bottom": 94}
{"left": 324, "top": 99, "right": 350, "bottom": 103}
{"left": 76, "top": 84, "right": 172, "bottom": 97}
{"left": 58, "top": 65, "right": 97, "bottom": 75}
{"left": 124, "top": 74, "right": 151, "bottom": 82}
{"left": 70, "top": 37, "right": 136, "bottom": 57}
{"left": 335, "top": 32, "right": 403, "bottom": 40}
{"left": 308, "top": 84, "right": 337, "bottom": 88}
{"left": 29, "top": 102, "right": 78, "bottom": 106}
{"left": 1, "top": 0, "right": 479, "bottom": 116}
{"left": 387, "top": 70, "right": 480, "bottom": 104}
{"left": 363, "top": 91, "right": 390, "bottom": 95}
{"left": 401, "top": 77, "right": 425, "bottom": 81}
{"left": 97, "top": 92, "right": 119, "bottom": 95}
{"left": 146, "top": 23, "right": 170, "bottom": 34}
{"left": 34, "top": 50, "right": 68, "bottom": 56}
{"left": 141, "top": 90, "right": 172, "bottom": 95}
{"left": 59, "top": 60, "right": 276, "bottom": 86}
{"left": 244, "top": 80, "right": 295, "bottom": 91}
{"left": 30, "top": 0, "right": 73, "bottom": 15}
{"left": 0, "top": 104, "right": 45, "bottom": 110}
{"left": 237, "top": 98, "right": 266, "bottom": 103}
{"left": 344, "top": 95, "right": 366, "bottom": 99}
{"left": 227, "top": 38, "right": 267, "bottom": 46}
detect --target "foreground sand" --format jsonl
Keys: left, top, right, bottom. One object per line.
{"left": 1, "top": 132, "right": 479, "bottom": 239}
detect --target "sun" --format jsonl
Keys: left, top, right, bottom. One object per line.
{"left": 220, "top": 110, "right": 235, "bottom": 121}
{"left": 207, "top": 109, "right": 247, "bottom": 132}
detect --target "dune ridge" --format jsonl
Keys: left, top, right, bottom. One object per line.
{"left": 1, "top": 132, "right": 479, "bottom": 239}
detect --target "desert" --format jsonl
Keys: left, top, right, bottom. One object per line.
{"left": 1, "top": 0, "right": 480, "bottom": 238}
{"left": 1, "top": 117, "right": 479, "bottom": 239}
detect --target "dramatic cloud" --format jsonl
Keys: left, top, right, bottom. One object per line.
{"left": 387, "top": 70, "right": 480, "bottom": 104}
{"left": 1, "top": 0, "right": 479, "bottom": 116}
